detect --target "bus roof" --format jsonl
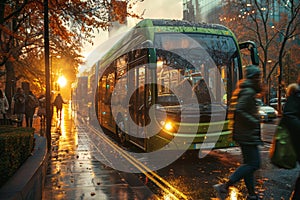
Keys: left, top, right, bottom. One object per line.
{"left": 98, "top": 19, "right": 236, "bottom": 68}
{"left": 136, "top": 19, "right": 229, "bottom": 31}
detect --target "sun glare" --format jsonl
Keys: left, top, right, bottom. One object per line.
{"left": 57, "top": 76, "right": 67, "bottom": 87}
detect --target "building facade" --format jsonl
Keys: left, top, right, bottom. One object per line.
{"left": 183, "top": 0, "right": 223, "bottom": 23}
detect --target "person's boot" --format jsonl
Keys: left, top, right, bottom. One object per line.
{"left": 246, "top": 194, "right": 259, "bottom": 200}
{"left": 213, "top": 183, "right": 228, "bottom": 200}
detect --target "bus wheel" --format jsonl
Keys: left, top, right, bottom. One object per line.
{"left": 117, "top": 120, "right": 126, "bottom": 145}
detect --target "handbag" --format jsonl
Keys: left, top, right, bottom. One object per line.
{"left": 269, "top": 122, "right": 297, "bottom": 169}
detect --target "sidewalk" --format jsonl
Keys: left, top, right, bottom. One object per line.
{"left": 0, "top": 114, "right": 47, "bottom": 200}
{"left": 42, "top": 104, "right": 154, "bottom": 200}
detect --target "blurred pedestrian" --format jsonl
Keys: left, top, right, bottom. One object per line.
{"left": 37, "top": 94, "right": 46, "bottom": 128}
{"left": 214, "top": 65, "right": 263, "bottom": 200}
{"left": 25, "top": 90, "right": 39, "bottom": 127}
{"left": 282, "top": 79, "right": 300, "bottom": 200}
{"left": 0, "top": 89, "right": 9, "bottom": 125}
{"left": 53, "top": 93, "right": 65, "bottom": 119}
{"left": 12, "top": 87, "right": 26, "bottom": 127}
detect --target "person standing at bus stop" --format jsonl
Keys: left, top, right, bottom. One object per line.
{"left": 213, "top": 65, "right": 263, "bottom": 200}
{"left": 53, "top": 93, "right": 65, "bottom": 119}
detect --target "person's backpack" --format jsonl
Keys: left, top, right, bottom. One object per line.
{"left": 27, "top": 95, "right": 39, "bottom": 108}
{"left": 15, "top": 94, "right": 25, "bottom": 104}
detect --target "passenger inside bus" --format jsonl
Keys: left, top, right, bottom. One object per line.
{"left": 192, "top": 78, "right": 215, "bottom": 104}
{"left": 175, "top": 78, "right": 193, "bottom": 104}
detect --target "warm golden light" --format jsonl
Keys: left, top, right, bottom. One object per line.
{"left": 164, "top": 122, "right": 174, "bottom": 131}
{"left": 57, "top": 76, "right": 67, "bottom": 87}
{"left": 163, "top": 193, "right": 173, "bottom": 200}
{"left": 157, "top": 60, "right": 164, "bottom": 68}
{"left": 229, "top": 187, "right": 239, "bottom": 200}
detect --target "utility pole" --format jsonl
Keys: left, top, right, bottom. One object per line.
{"left": 44, "top": 0, "right": 51, "bottom": 150}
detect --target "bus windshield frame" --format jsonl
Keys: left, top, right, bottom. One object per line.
{"left": 154, "top": 32, "right": 240, "bottom": 106}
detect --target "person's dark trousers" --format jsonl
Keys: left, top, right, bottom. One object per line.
{"left": 228, "top": 144, "right": 260, "bottom": 196}
{"left": 25, "top": 116, "right": 33, "bottom": 127}
{"left": 25, "top": 112, "right": 34, "bottom": 127}
{"left": 291, "top": 164, "right": 300, "bottom": 200}
{"left": 16, "top": 113, "right": 24, "bottom": 127}
{"left": 25, "top": 116, "right": 29, "bottom": 127}
{"left": 57, "top": 108, "right": 62, "bottom": 119}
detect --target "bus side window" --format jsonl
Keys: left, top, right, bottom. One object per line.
{"left": 105, "top": 72, "right": 115, "bottom": 104}
{"left": 100, "top": 76, "right": 107, "bottom": 102}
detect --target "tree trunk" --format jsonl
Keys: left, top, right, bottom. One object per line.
{"left": 5, "top": 61, "right": 16, "bottom": 111}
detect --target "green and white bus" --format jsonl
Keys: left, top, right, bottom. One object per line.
{"left": 95, "top": 19, "right": 259, "bottom": 152}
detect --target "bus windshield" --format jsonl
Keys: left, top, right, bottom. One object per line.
{"left": 154, "top": 33, "right": 240, "bottom": 105}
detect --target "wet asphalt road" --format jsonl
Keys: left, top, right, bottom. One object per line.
{"left": 42, "top": 105, "right": 156, "bottom": 200}
{"left": 149, "top": 146, "right": 299, "bottom": 199}
{"left": 42, "top": 106, "right": 299, "bottom": 200}
{"left": 146, "top": 120, "right": 299, "bottom": 199}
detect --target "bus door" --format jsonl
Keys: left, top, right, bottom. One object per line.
{"left": 129, "top": 65, "right": 148, "bottom": 147}
{"left": 98, "top": 69, "right": 116, "bottom": 132}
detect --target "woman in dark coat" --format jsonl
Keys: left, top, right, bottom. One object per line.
{"left": 282, "top": 81, "right": 300, "bottom": 200}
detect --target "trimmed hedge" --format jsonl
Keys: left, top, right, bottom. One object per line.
{"left": 0, "top": 126, "right": 35, "bottom": 187}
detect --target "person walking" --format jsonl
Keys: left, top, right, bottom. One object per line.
{"left": 0, "top": 90, "right": 9, "bottom": 125}
{"left": 25, "top": 90, "right": 39, "bottom": 127}
{"left": 282, "top": 79, "right": 300, "bottom": 200}
{"left": 12, "top": 87, "right": 26, "bottom": 127}
{"left": 213, "top": 65, "right": 263, "bottom": 200}
{"left": 37, "top": 94, "right": 46, "bottom": 127}
{"left": 53, "top": 93, "right": 65, "bottom": 119}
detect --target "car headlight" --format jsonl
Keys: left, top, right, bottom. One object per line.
{"left": 274, "top": 110, "right": 278, "bottom": 116}
{"left": 259, "top": 110, "right": 266, "bottom": 115}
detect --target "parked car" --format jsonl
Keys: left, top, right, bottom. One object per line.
{"left": 269, "top": 97, "right": 287, "bottom": 110}
{"left": 256, "top": 99, "right": 278, "bottom": 122}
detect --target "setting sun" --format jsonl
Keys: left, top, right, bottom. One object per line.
{"left": 57, "top": 75, "right": 67, "bottom": 88}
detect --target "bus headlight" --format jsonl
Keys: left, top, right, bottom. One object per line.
{"left": 164, "top": 122, "right": 174, "bottom": 131}
{"left": 160, "top": 121, "right": 176, "bottom": 132}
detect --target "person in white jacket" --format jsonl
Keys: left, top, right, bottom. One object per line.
{"left": 0, "top": 89, "right": 9, "bottom": 124}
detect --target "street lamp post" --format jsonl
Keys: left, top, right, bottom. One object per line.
{"left": 266, "top": 60, "right": 272, "bottom": 105}
{"left": 271, "top": 26, "right": 285, "bottom": 115}
{"left": 278, "top": 63, "right": 282, "bottom": 114}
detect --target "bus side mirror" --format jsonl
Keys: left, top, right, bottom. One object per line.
{"left": 239, "top": 41, "right": 259, "bottom": 66}
{"left": 251, "top": 47, "right": 259, "bottom": 66}
{"left": 141, "top": 40, "right": 153, "bottom": 48}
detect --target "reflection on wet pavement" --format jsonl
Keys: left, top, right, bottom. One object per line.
{"left": 41, "top": 104, "right": 296, "bottom": 199}
{"left": 42, "top": 105, "right": 139, "bottom": 200}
